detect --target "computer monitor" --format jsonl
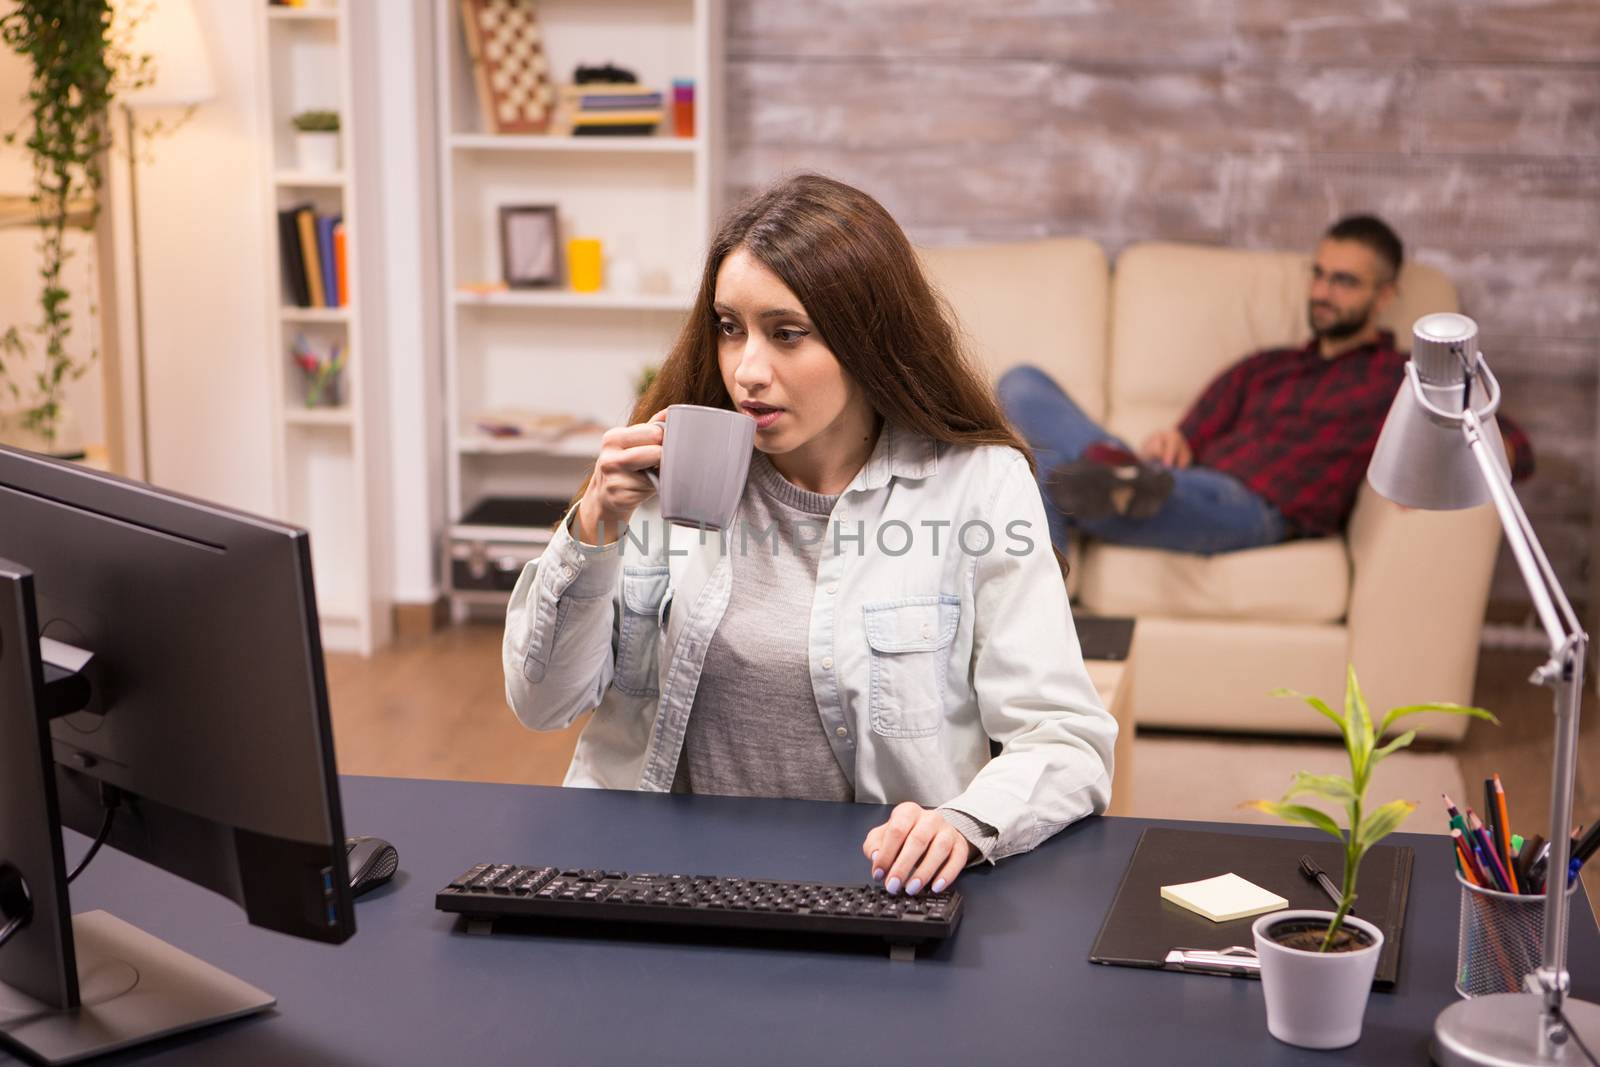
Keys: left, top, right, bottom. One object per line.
{"left": 0, "top": 444, "right": 354, "bottom": 1063}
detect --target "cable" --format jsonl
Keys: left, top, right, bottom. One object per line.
{"left": 65, "top": 787, "right": 121, "bottom": 885}
{"left": 0, "top": 913, "right": 24, "bottom": 951}
{"left": 1562, "top": 1010, "right": 1600, "bottom": 1067}
{"left": 0, "top": 863, "right": 30, "bottom": 952}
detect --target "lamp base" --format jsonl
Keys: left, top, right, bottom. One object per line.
{"left": 1434, "top": 994, "right": 1600, "bottom": 1065}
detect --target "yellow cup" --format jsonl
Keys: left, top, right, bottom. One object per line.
{"left": 567, "top": 237, "right": 603, "bottom": 293}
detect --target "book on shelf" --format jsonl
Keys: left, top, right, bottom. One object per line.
{"left": 571, "top": 94, "right": 664, "bottom": 110}
{"left": 277, "top": 204, "right": 346, "bottom": 308}
{"left": 316, "top": 214, "right": 339, "bottom": 310}
{"left": 296, "top": 208, "right": 326, "bottom": 308}
{"left": 560, "top": 85, "right": 663, "bottom": 108}
{"left": 569, "top": 110, "right": 665, "bottom": 126}
{"left": 559, "top": 82, "right": 664, "bottom": 136}
{"left": 571, "top": 124, "right": 660, "bottom": 137}
{"left": 333, "top": 221, "right": 347, "bottom": 306}
{"left": 470, "top": 409, "right": 606, "bottom": 445}
{"left": 277, "top": 204, "right": 310, "bottom": 307}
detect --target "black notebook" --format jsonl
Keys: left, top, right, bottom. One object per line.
{"left": 1089, "top": 827, "right": 1414, "bottom": 991}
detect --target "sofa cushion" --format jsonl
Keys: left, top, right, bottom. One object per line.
{"left": 1075, "top": 536, "right": 1350, "bottom": 623}
{"left": 919, "top": 237, "right": 1110, "bottom": 421}
{"left": 1104, "top": 242, "right": 1459, "bottom": 447}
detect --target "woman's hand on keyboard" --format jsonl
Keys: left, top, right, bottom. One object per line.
{"left": 861, "top": 802, "right": 969, "bottom": 897}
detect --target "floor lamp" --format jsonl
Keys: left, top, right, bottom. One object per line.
{"left": 1366, "top": 312, "right": 1600, "bottom": 1065}
{"left": 116, "top": 0, "right": 215, "bottom": 482}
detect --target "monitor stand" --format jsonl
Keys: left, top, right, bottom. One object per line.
{"left": 0, "top": 911, "right": 274, "bottom": 1065}
{"left": 0, "top": 562, "right": 272, "bottom": 1063}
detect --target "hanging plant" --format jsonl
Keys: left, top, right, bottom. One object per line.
{"left": 0, "top": 0, "right": 152, "bottom": 448}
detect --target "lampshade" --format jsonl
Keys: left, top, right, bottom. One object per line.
{"left": 1366, "top": 313, "right": 1511, "bottom": 511}
{"left": 116, "top": 0, "right": 217, "bottom": 109}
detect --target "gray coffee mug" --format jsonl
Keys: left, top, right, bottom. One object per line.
{"left": 645, "top": 404, "right": 757, "bottom": 529}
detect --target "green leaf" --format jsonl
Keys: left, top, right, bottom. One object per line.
{"left": 1281, "top": 772, "right": 1356, "bottom": 805}
{"left": 1356, "top": 798, "right": 1416, "bottom": 851}
{"left": 1371, "top": 729, "right": 1417, "bottom": 764}
{"left": 1377, "top": 702, "right": 1499, "bottom": 739}
{"left": 1272, "top": 687, "right": 1349, "bottom": 743}
{"left": 1245, "top": 801, "right": 1345, "bottom": 842}
{"left": 1346, "top": 665, "right": 1375, "bottom": 771}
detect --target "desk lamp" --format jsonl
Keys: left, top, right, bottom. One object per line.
{"left": 1366, "top": 312, "right": 1600, "bottom": 1065}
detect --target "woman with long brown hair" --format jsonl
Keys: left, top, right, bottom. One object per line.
{"left": 504, "top": 174, "right": 1114, "bottom": 897}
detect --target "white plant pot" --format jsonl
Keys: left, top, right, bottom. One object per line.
{"left": 1253, "top": 909, "right": 1385, "bottom": 1050}
{"left": 295, "top": 131, "right": 340, "bottom": 174}
{"left": 0, "top": 405, "right": 84, "bottom": 458}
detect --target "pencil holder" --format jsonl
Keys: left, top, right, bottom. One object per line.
{"left": 1455, "top": 873, "right": 1578, "bottom": 998}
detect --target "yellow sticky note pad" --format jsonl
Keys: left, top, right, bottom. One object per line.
{"left": 1160, "top": 872, "right": 1288, "bottom": 923}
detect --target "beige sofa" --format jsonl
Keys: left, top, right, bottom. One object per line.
{"left": 920, "top": 239, "right": 1501, "bottom": 742}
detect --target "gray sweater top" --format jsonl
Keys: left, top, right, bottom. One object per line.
{"left": 669, "top": 453, "right": 996, "bottom": 861}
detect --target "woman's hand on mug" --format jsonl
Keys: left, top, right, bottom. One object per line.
{"left": 861, "top": 802, "right": 970, "bottom": 897}
{"left": 575, "top": 409, "right": 667, "bottom": 545}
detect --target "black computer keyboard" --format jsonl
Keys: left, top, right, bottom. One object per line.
{"left": 436, "top": 864, "right": 964, "bottom": 955}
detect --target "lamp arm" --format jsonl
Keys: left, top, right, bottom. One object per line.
{"left": 1459, "top": 408, "right": 1580, "bottom": 654}
{"left": 1462, "top": 406, "right": 1590, "bottom": 1050}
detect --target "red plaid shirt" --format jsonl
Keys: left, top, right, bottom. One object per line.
{"left": 1178, "top": 331, "right": 1532, "bottom": 537}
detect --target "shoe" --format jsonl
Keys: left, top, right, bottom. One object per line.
{"left": 1046, "top": 442, "right": 1174, "bottom": 520}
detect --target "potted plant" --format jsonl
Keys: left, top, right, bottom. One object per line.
{"left": 290, "top": 334, "right": 346, "bottom": 408}
{"left": 1, "top": 2, "right": 151, "bottom": 454}
{"left": 291, "top": 109, "right": 340, "bottom": 173}
{"left": 1247, "top": 665, "right": 1497, "bottom": 1049}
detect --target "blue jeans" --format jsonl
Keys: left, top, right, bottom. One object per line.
{"left": 997, "top": 365, "right": 1288, "bottom": 555}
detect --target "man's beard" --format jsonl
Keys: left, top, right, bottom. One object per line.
{"left": 1308, "top": 300, "right": 1375, "bottom": 341}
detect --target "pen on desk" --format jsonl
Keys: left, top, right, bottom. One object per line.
{"left": 1483, "top": 779, "right": 1502, "bottom": 868}
{"left": 1298, "top": 855, "right": 1344, "bottom": 911}
{"left": 1516, "top": 833, "right": 1545, "bottom": 892}
{"left": 1528, "top": 839, "right": 1554, "bottom": 894}
{"left": 1564, "top": 822, "right": 1600, "bottom": 888}
{"left": 1529, "top": 831, "right": 1580, "bottom": 895}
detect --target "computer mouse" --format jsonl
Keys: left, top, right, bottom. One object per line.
{"left": 345, "top": 835, "right": 399, "bottom": 897}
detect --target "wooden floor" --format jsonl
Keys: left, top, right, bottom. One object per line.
{"left": 323, "top": 622, "right": 586, "bottom": 787}
{"left": 323, "top": 626, "right": 1600, "bottom": 913}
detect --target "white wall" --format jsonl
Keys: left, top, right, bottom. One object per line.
{"left": 112, "top": 0, "right": 275, "bottom": 513}
{"left": 372, "top": 0, "right": 446, "bottom": 607}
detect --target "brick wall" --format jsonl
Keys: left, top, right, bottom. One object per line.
{"left": 725, "top": 0, "right": 1600, "bottom": 612}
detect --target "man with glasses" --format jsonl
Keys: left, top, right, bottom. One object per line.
{"left": 999, "top": 215, "right": 1532, "bottom": 555}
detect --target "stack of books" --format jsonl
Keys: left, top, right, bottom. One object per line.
{"left": 561, "top": 83, "right": 663, "bottom": 136}
{"left": 277, "top": 204, "right": 347, "bottom": 308}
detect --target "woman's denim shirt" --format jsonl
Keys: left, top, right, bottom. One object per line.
{"left": 503, "top": 423, "right": 1116, "bottom": 862}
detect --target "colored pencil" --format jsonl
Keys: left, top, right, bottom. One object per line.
{"left": 1453, "top": 830, "right": 1484, "bottom": 887}
{"left": 1493, "top": 774, "right": 1519, "bottom": 893}
{"left": 1455, "top": 827, "right": 1492, "bottom": 887}
{"left": 1469, "top": 811, "right": 1512, "bottom": 892}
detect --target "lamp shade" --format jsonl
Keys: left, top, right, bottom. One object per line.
{"left": 1366, "top": 313, "right": 1511, "bottom": 511}
{"left": 116, "top": 0, "right": 217, "bottom": 109}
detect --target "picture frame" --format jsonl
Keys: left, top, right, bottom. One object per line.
{"left": 498, "top": 204, "right": 561, "bottom": 288}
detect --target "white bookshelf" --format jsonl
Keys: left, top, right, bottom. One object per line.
{"left": 257, "top": 1, "right": 391, "bottom": 654}
{"left": 435, "top": 0, "right": 723, "bottom": 612}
